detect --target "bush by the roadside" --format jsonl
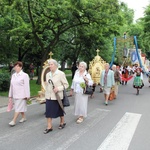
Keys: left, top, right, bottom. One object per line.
{"left": 0, "top": 73, "right": 10, "bottom": 91}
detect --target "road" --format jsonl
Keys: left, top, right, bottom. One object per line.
{"left": 0, "top": 75, "right": 150, "bottom": 150}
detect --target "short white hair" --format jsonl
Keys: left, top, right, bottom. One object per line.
{"left": 48, "top": 59, "right": 58, "bottom": 67}
{"left": 79, "top": 61, "right": 87, "bottom": 69}
{"left": 112, "top": 65, "right": 116, "bottom": 68}
{"left": 105, "top": 63, "right": 110, "bottom": 67}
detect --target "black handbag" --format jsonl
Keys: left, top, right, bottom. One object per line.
{"left": 62, "top": 85, "right": 70, "bottom": 107}
{"left": 83, "top": 74, "right": 93, "bottom": 95}
{"left": 83, "top": 85, "right": 93, "bottom": 95}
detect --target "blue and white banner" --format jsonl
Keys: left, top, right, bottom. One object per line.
{"left": 131, "top": 51, "right": 138, "bottom": 64}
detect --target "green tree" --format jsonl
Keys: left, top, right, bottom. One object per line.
{"left": 0, "top": 0, "right": 129, "bottom": 83}
{"left": 139, "top": 5, "right": 150, "bottom": 59}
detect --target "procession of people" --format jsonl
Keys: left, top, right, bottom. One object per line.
{"left": 7, "top": 59, "right": 149, "bottom": 136}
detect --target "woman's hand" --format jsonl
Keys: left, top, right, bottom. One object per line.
{"left": 70, "top": 89, "right": 73, "bottom": 96}
{"left": 83, "top": 76, "right": 89, "bottom": 82}
{"left": 53, "top": 87, "right": 59, "bottom": 93}
{"left": 9, "top": 97, "right": 12, "bottom": 102}
{"left": 111, "top": 85, "right": 115, "bottom": 90}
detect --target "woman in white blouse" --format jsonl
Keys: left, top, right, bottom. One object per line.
{"left": 70, "top": 61, "right": 93, "bottom": 123}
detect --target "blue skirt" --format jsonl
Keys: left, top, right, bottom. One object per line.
{"left": 45, "top": 99, "right": 64, "bottom": 118}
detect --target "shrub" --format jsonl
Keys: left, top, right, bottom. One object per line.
{"left": 0, "top": 72, "right": 10, "bottom": 91}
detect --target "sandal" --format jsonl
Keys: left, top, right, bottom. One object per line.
{"left": 76, "top": 118, "right": 83, "bottom": 124}
{"left": 43, "top": 128, "right": 53, "bottom": 134}
{"left": 58, "top": 123, "right": 66, "bottom": 129}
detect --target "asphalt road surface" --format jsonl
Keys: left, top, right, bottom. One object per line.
{"left": 0, "top": 75, "right": 150, "bottom": 150}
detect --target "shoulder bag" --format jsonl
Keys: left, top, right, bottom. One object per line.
{"left": 108, "top": 87, "right": 115, "bottom": 101}
{"left": 83, "top": 74, "right": 93, "bottom": 95}
{"left": 7, "top": 99, "right": 13, "bottom": 112}
{"left": 62, "top": 84, "right": 70, "bottom": 107}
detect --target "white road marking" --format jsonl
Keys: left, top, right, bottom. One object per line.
{"left": 97, "top": 112, "right": 142, "bottom": 150}
{"left": 56, "top": 109, "right": 110, "bottom": 150}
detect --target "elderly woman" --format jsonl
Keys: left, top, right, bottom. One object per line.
{"left": 112, "top": 65, "right": 121, "bottom": 99}
{"left": 70, "top": 61, "right": 93, "bottom": 123}
{"left": 8, "top": 61, "right": 30, "bottom": 126}
{"left": 44, "top": 59, "right": 69, "bottom": 134}
{"left": 100, "top": 63, "right": 115, "bottom": 105}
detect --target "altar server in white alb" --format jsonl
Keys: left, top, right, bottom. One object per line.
{"left": 8, "top": 61, "right": 30, "bottom": 127}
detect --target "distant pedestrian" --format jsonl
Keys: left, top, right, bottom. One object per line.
{"left": 9, "top": 62, "right": 15, "bottom": 78}
{"left": 112, "top": 65, "right": 121, "bottom": 99}
{"left": 8, "top": 61, "right": 30, "bottom": 127}
{"left": 9, "top": 62, "right": 13, "bottom": 72}
{"left": 122, "top": 66, "right": 129, "bottom": 85}
{"left": 71, "top": 62, "right": 79, "bottom": 79}
{"left": 89, "top": 83, "right": 96, "bottom": 98}
{"left": 29, "top": 63, "right": 34, "bottom": 80}
{"left": 10, "top": 67, "right": 16, "bottom": 78}
{"left": 133, "top": 68, "right": 144, "bottom": 95}
{"left": 100, "top": 63, "right": 115, "bottom": 105}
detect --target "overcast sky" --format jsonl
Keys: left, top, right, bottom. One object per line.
{"left": 120, "top": 0, "right": 150, "bottom": 21}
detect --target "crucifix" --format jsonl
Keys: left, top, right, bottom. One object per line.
{"left": 49, "top": 51, "right": 53, "bottom": 59}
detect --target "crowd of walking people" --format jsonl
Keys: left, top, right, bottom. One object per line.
{"left": 7, "top": 60, "right": 149, "bottom": 135}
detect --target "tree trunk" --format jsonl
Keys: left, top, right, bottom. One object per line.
{"left": 61, "top": 60, "right": 66, "bottom": 71}
{"left": 36, "top": 48, "right": 49, "bottom": 84}
{"left": 36, "top": 65, "right": 42, "bottom": 84}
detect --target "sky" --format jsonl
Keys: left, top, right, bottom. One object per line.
{"left": 120, "top": 0, "right": 150, "bottom": 21}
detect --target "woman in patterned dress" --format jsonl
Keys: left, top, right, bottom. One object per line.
{"left": 133, "top": 68, "right": 144, "bottom": 95}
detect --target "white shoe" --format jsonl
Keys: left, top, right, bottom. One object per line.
{"left": 9, "top": 121, "right": 15, "bottom": 126}
{"left": 19, "top": 118, "right": 27, "bottom": 123}
{"left": 105, "top": 101, "right": 108, "bottom": 105}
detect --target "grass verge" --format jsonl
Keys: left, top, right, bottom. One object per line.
{"left": 0, "top": 75, "right": 72, "bottom": 97}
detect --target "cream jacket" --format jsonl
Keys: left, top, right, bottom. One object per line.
{"left": 45, "top": 69, "right": 69, "bottom": 100}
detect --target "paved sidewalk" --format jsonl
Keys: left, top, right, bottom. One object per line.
{"left": 0, "top": 96, "right": 8, "bottom": 108}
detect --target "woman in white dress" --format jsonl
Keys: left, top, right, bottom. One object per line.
{"left": 8, "top": 61, "right": 30, "bottom": 126}
{"left": 70, "top": 61, "right": 93, "bottom": 123}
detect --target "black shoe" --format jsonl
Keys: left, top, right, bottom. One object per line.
{"left": 58, "top": 123, "right": 66, "bottom": 129}
{"left": 136, "top": 89, "right": 139, "bottom": 95}
{"left": 43, "top": 128, "right": 53, "bottom": 134}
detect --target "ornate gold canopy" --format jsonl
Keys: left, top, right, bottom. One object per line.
{"left": 89, "top": 49, "right": 106, "bottom": 84}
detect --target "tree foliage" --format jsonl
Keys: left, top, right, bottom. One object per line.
{"left": 1, "top": 0, "right": 144, "bottom": 81}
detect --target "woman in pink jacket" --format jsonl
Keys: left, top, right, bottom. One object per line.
{"left": 8, "top": 61, "right": 30, "bottom": 126}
